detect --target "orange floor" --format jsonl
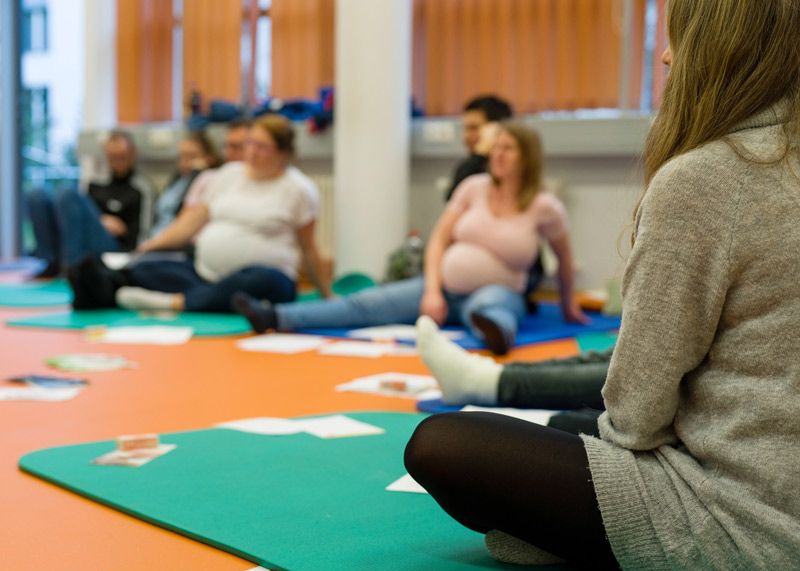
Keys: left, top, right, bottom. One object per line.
{"left": 0, "top": 290, "right": 579, "bottom": 570}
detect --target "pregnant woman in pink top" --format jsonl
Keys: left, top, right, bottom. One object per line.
{"left": 234, "top": 122, "right": 587, "bottom": 355}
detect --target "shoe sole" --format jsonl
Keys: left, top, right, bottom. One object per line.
{"left": 469, "top": 312, "right": 510, "bottom": 356}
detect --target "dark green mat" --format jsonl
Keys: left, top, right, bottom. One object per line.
{"left": 19, "top": 412, "right": 567, "bottom": 571}
{"left": 6, "top": 309, "right": 250, "bottom": 337}
{"left": 0, "top": 279, "right": 72, "bottom": 307}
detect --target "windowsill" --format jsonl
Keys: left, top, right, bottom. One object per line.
{"left": 79, "top": 111, "right": 653, "bottom": 162}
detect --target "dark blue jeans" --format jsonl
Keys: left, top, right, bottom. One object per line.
{"left": 128, "top": 260, "right": 296, "bottom": 313}
{"left": 27, "top": 188, "right": 119, "bottom": 266}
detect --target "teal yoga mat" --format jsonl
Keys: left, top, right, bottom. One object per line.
{"left": 6, "top": 309, "right": 250, "bottom": 337}
{"left": 575, "top": 332, "right": 618, "bottom": 353}
{"left": 19, "top": 412, "right": 568, "bottom": 571}
{"left": 0, "top": 279, "right": 72, "bottom": 307}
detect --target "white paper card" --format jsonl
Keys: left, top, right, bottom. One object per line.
{"left": 382, "top": 345, "right": 418, "bottom": 357}
{"left": 318, "top": 341, "right": 392, "bottom": 358}
{"left": 386, "top": 473, "right": 428, "bottom": 494}
{"left": 460, "top": 406, "right": 556, "bottom": 426}
{"left": 88, "top": 326, "right": 194, "bottom": 345}
{"left": 216, "top": 417, "right": 304, "bottom": 436}
{"left": 297, "top": 415, "right": 385, "bottom": 438}
{"left": 336, "top": 372, "right": 439, "bottom": 399}
{"left": 237, "top": 334, "right": 329, "bottom": 354}
{"left": 348, "top": 324, "right": 464, "bottom": 342}
{"left": 0, "top": 387, "right": 82, "bottom": 401}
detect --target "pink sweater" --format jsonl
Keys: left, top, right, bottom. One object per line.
{"left": 440, "top": 174, "right": 568, "bottom": 294}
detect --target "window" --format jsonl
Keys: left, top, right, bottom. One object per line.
{"left": 117, "top": 0, "right": 275, "bottom": 123}
{"left": 21, "top": 2, "right": 48, "bottom": 53}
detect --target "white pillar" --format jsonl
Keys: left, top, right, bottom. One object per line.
{"left": 83, "top": 0, "right": 116, "bottom": 130}
{"left": 334, "top": 0, "right": 411, "bottom": 279}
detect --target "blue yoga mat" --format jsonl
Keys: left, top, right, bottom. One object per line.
{"left": 417, "top": 398, "right": 463, "bottom": 414}
{"left": 6, "top": 309, "right": 251, "bottom": 337}
{"left": 0, "top": 279, "right": 73, "bottom": 307}
{"left": 0, "top": 257, "right": 45, "bottom": 273}
{"left": 299, "top": 303, "right": 621, "bottom": 350}
{"left": 19, "top": 412, "right": 570, "bottom": 571}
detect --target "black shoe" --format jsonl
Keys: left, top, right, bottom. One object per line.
{"left": 31, "top": 260, "right": 61, "bottom": 280}
{"left": 232, "top": 291, "right": 277, "bottom": 333}
{"left": 469, "top": 312, "right": 511, "bottom": 356}
{"left": 66, "top": 256, "right": 120, "bottom": 309}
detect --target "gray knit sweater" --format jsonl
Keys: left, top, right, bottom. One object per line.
{"left": 582, "top": 100, "right": 800, "bottom": 570}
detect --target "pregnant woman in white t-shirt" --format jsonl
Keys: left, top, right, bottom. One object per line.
{"left": 67, "top": 115, "right": 331, "bottom": 313}
{"left": 235, "top": 122, "right": 587, "bottom": 355}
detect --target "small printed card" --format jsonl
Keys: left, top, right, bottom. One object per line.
{"left": 336, "top": 372, "right": 440, "bottom": 400}
{"left": 46, "top": 353, "right": 135, "bottom": 373}
{"left": 0, "top": 386, "right": 82, "bottom": 402}
{"left": 92, "top": 444, "right": 176, "bottom": 468}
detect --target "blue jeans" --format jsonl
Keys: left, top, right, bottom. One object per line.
{"left": 276, "top": 276, "right": 526, "bottom": 344}
{"left": 27, "top": 188, "right": 119, "bottom": 266}
{"left": 128, "top": 260, "right": 296, "bottom": 313}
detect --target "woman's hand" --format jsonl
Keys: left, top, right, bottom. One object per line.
{"left": 562, "top": 299, "right": 591, "bottom": 324}
{"left": 100, "top": 214, "right": 127, "bottom": 237}
{"left": 419, "top": 290, "right": 448, "bottom": 325}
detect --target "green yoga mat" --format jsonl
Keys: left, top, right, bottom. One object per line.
{"left": 575, "top": 332, "right": 618, "bottom": 353}
{"left": 19, "top": 412, "right": 567, "bottom": 571}
{"left": 297, "top": 272, "right": 377, "bottom": 302}
{"left": 0, "top": 279, "right": 72, "bottom": 307}
{"left": 6, "top": 309, "right": 250, "bottom": 337}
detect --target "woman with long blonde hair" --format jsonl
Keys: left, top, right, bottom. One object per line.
{"left": 405, "top": 1, "right": 800, "bottom": 567}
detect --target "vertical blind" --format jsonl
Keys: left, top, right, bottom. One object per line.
{"left": 116, "top": 0, "right": 668, "bottom": 123}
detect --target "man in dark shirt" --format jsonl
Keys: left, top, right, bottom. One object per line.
{"left": 445, "top": 95, "right": 513, "bottom": 201}
{"left": 27, "top": 130, "right": 154, "bottom": 277}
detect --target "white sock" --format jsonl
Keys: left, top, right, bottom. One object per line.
{"left": 116, "top": 286, "right": 177, "bottom": 311}
{"left": 416, "top": 315, "right": 502, "bottom": 405}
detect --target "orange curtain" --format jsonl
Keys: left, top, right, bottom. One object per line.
{"left": 413, "top": 0, "right": 652, "bottom": 116}
{"left": 116, "top": 0, "right": 173, "bottom": 123}
{"left": 182, "top": 1, "right": 243, "bottom": 110}
{"left": 270, "top": 0, "right": 335, "bottom": 100}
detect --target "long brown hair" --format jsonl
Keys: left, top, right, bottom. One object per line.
{"left": 636, "top": 0, "right": 800, "bottom": 240}
{"left": 492, "top": 121, "right": 543, "bottom": 211}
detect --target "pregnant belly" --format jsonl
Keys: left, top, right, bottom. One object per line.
{"left": 440, "top": 243, "right": 524, "bottom": 294}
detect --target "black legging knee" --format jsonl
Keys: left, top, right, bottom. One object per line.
{"left": 404, "top": 411, "right": 618, "bottom": 568}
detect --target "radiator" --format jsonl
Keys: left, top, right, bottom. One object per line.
{"left": 310, "top": 174, "right": 335, "bottom": 259}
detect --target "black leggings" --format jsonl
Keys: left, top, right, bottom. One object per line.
{"left": 499, "top": 348, "right": 612, "bottom": 410}
{"left": 404, "top": 411, "right": 619, "bottom": 568}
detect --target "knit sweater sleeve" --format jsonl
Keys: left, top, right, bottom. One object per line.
{"left": 598, "top": 150, "right": 741, "bottom": 450}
